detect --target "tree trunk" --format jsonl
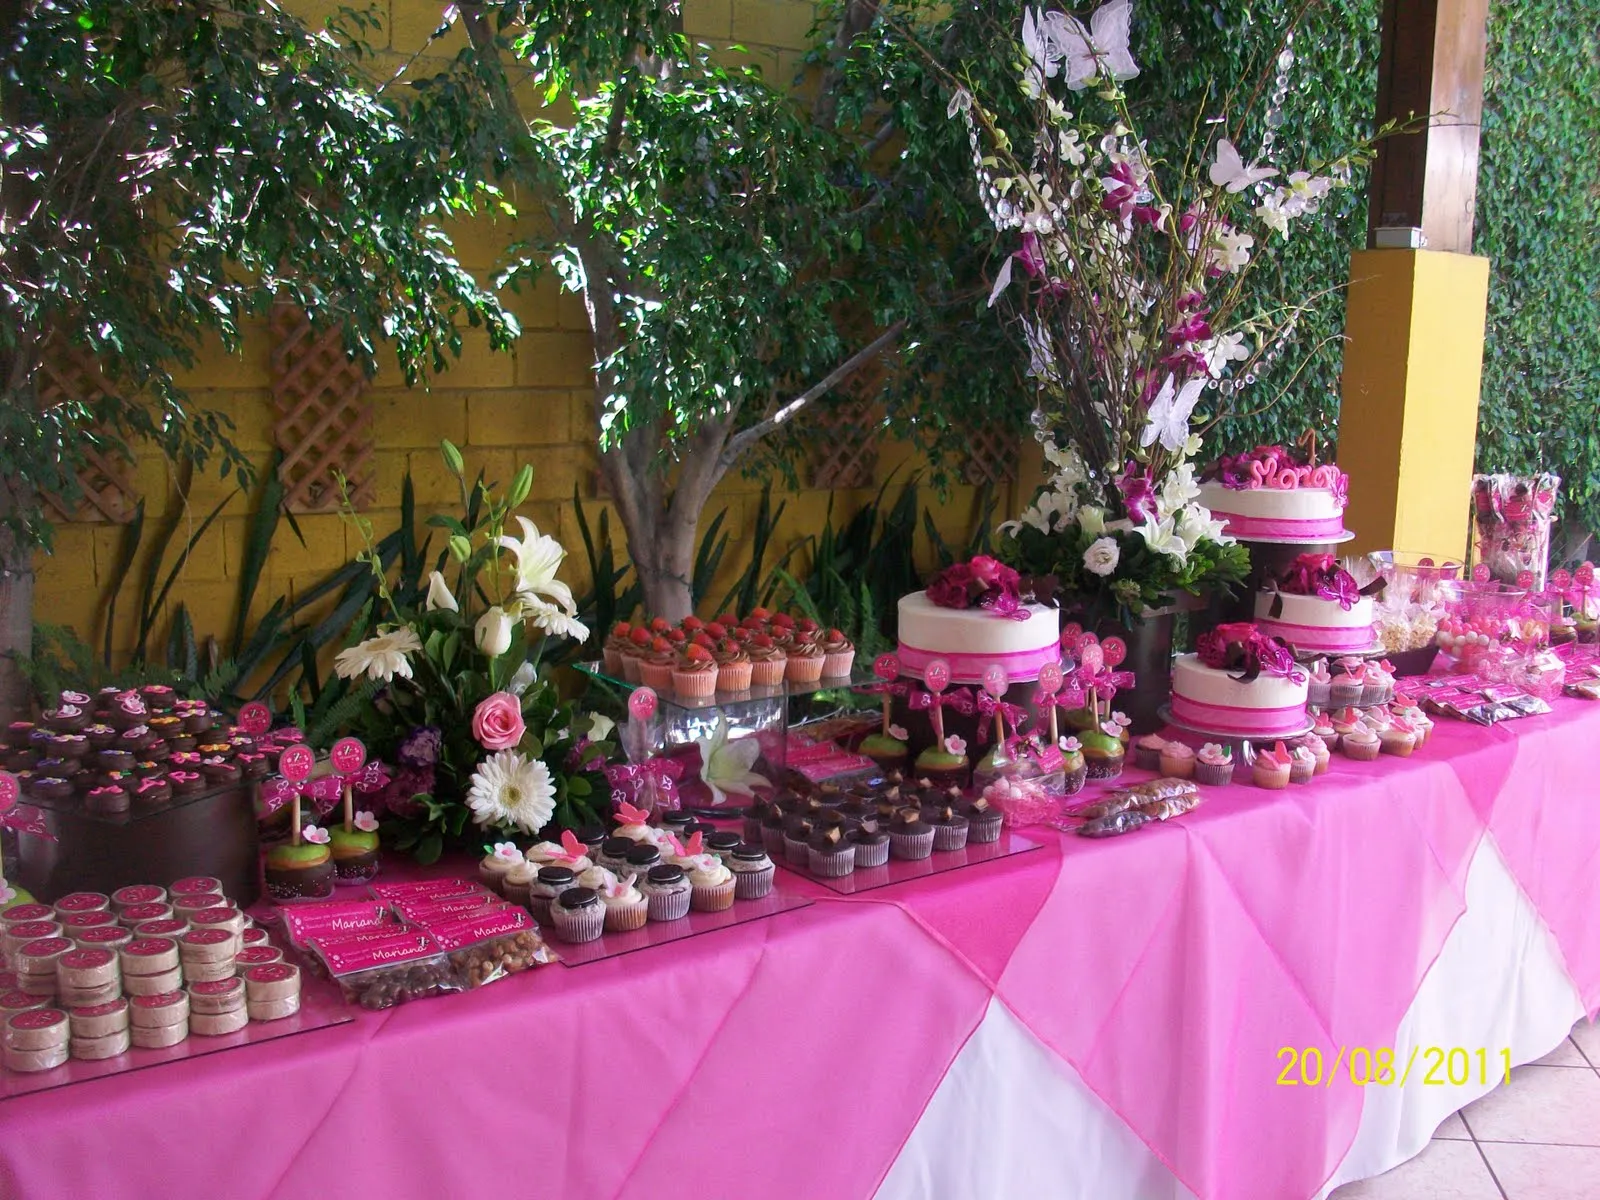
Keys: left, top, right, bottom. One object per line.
{"left": 0, "top": 539, "right": 34, "bottom": 722}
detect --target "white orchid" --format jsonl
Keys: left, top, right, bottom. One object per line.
{"left": 1140, "top": 374, "right": 1205, "bottom": 452}
{"left": 1158, "top": 462, "right": 1202, "bottom": 515}
{"left": 697, "top": 717, "right": 772, "bottom": 806}
{"left": 424, "top": 570, "right": 458, "bottom": 613}
{"left": 1209, "top": 227, "right": 1255, "bottom": 273}
{"left": 333, "top": 628, "right": 423, "bottom": 684}
{"left": 1022, "top": 316, "right": 1060, "bottom": 383}
{"left": 497, "top": 516, "right": 576, "bottom": 615}
{"left": 1137, "top": 513, "right": 1191, "bottom": 564}
{"left": 474, "top": 606, "right": 514, "bottom": 658}
{"left": 1203, "top": 332, "right": 1251, "bottom": 377}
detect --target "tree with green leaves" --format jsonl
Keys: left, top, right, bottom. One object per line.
{"left": 0, "top": 0, "right": 517, "bottom": 717}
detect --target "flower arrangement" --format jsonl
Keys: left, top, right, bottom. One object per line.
{"left": 1271, "top": 553, "right": 1365, "bottom": 610}
{"left": 925, "top": 554, "right": 1055, "bottom": 616}
{"left": 1195, "top": 622, "right": 1303, "bottom": 683}
{"left": 953, "top": 3, "right": 1385, "bottom": 622}
{"left": 333, "top": 442, "right": 612, "bottom": 862}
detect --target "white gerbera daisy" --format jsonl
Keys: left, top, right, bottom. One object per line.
{"left": 333, "top": 628, "right": 423, "bottom": 683}
{"left": 466, "top": 750, "right": 556, "bottom": 835}
{"left": 525, "top": 597, "right": 590, "bottom": 644}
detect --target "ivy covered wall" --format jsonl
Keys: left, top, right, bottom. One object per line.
{"left": 1134, "top": 0, "right": 1600, "bottom": 537}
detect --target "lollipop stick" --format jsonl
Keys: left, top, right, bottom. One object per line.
{"left": 292, "top": 793, "right": 302, "bottom": 847}
{"left": 993, "top": 710, "right": 1006, "bottom": 753}
{"left": 343, "top": 782, "right": 353, "bottom": 833}
{"left": 1049, "top": 705, "right": 1059, "bottom": 745}
{"left": 930, "top": 701, "right": 945, "bottom": 749}
{"left": 881, "top": 693, "right": 891, "bottom": 738}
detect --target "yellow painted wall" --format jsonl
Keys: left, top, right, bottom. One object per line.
{"left": 1336, "top": 249, "right": 1489, "bottom": 560}
{"left": 30, "top": 0, "right": 1018, "bottom": 665}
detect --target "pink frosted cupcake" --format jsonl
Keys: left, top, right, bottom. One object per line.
{"left": 819, "top": 629, "right": 856, "bottom": 679}
{"left": 1341, "top": 726, "right": 1381, "bottom": 762}
{"left": 639, "top": 638, "right": 676, "bottom": 691}
{"left": 1379, "top": 718, "right": 1417, "bottom": 757}
{"left": 1311, "top": 712, "right": 1339, "bottom": 751}
{"left": 746, "top": 634, "right": 788, "bottom": 687}
{"left": 1158, "top": 741, "right": 1195, "bottom": 779}
{"left": 784, "top": 640, "right": 826, "bottom": 685}
{"left": 1298, "top": 733, "right": 1331, "bottom": 775}
{"left": 1288, "top": 744, "right": 1317, "bottom": 784}
{"left": 1361, "top": 662, "right": 1395, "bottom": 707}
{"left": 1306, "top": 660, "right": 1333, "bottom": 709}
{"left": 1330, "top": 667, "right": 1364, "bottom": 708}
{"left": 1133, "top": 734, "right": 1168, "bottom": 772}
{"left": 671, "top": 644, "right": 720, "bottom": 699}
{"left": 713, "top": 640, "right": 753, "bottom": 692}
{"left": 1251, "top": 742, "right": 1292, "bottom": 789}
{"left": 602, "top": 623, "right": 633, "bottom": 677}
{"left": 1194, "top": 743, "right": 1234, "bottom": 786}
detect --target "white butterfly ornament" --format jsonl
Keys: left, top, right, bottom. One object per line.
{"left": 1208, "top": 139, "right": 1277, "bottom": 194}
{"left": 1042, "top": 0, "right": 1141, "bottom": 93}
{"left": 1140, "top": 374, "right": 1206, "bottom": 452}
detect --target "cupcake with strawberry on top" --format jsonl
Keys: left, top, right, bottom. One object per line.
{"left": 603, "top": 622, "right": 633, "bottom": 676}
{"left": 746, "top": 633, "right": 788, "bottom": 687}
{"left": 672, "top": 643, "right": 720, "bottom": 699}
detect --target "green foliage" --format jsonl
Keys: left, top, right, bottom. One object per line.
{"left": 0, "top": 0, "right": 515, "bottom": 552}
{"left": 1474, "top": 0, "right": 1600, "bottom": 532}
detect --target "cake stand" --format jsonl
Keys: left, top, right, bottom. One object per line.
{"left": 1156, "top": 704, "right": 1314, "bottom": 753}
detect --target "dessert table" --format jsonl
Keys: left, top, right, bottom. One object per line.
{"left": 4, "top": 700, "right": 1599, "bottom": 1200}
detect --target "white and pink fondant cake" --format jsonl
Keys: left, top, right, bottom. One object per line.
{"left": 1254, "top": 590, "right": 1373, "bottom": 654}
{"left": 1253, "top": 552, "right": 1375, "bottom": 655}
{"left": 896, "top": 558, "right": 1060, "bottom": 685}
{"left": 1169, "top": 623, "right": 1309, "bottom": 738}
{"left": 1200, "top": 445, "right": 1350, "bottom": 543}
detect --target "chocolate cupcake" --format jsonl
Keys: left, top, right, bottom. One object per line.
{"left": 3, "top": 749, "right": 37, "bottom": 772}
{"left": 960, "top": 796, "right": 1003, "bottom": 844}
{"left": 167, "top": 770, "right": 206, "bottom": 797}
{"left": 728, "top": 843, "right": 776, "bottom": 898}
{"left": 703, "top": 830, "right": 742, "bottom": 860}
{"left": 529, "top": 865, "right": 576, "bottom": 923}
{"left": 97, "top": 749, "right": 134, "bottom": 774}
{"left": 623, "top": 842, "right": 662, "bottom": 877}
{"left": 888, "top": 807, "right": 935, "bottom": 860}
{"left": 641, "top": 864, "right": 691, "bottom": 922}
{"left": 807, "top": 824, "right": 856, "bottom": 878}
{"left": 83, "top": 724, "right": 118, "bottom": 751}
{"left": 119, "top": 725, "right": 156, "bottom": 754}
{"left": 196, "top": 742, "right": 232, "bottom": 760}
{"left": 596, "top": 836, "right": 634, "bottom": 876}
{"left": 200, "top": 757, "right": 241, "bottom": 785}
{"left": 26, "top": 776, "right": 73, "bottom": 802}
{"left": 928, "top": 804, "right": 970, "bottom": 852}
{"left": 574, "top": 824, "right": 608, "bottom": 855}
{"left": 236, "top": 752, "right": 269, "bottom": 780}
{"left": 132, "top": 777, "right": 173, "bottom": 805}
{"left": 5, "top": 720, "right": 36, "bottom": 748}
{"left": 107, "top": 693, "right": 149, "bottom": 730}
{"left": 85, "top": 785, "right": 130, "bottom": 815}
{"left": 782, "top": 817, "right": 814, "bottom": 867}
{"left": 47, "top": 733, "right": 89, "bottom": 759}
{"left": 849, "top": 823, "right": 890, "bottom": 867}
{"left": 42, "top": 704, "right": 89, "bottom": 732}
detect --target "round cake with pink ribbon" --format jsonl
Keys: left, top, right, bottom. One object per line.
{"left": 1200, "top": 445, "right": 1350, "bottom": 543}
{"left": 1254, "top": 553, "right": 1376, "bottom": 654}
{"left": 896, "top": 557, "right": 1060, "bottom": 685}
{"left": 1169, "top": 623, "right": 1309, "bottom": 738}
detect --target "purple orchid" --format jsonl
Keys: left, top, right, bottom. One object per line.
{"left": 1116, "top": 461, "right": 1158, "bottom": 524}
{"left": 1016, "top": 232, "right": 1047, "bottom": 278}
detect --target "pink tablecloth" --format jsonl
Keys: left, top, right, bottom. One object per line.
{"left": 5, "top": 700, "right": 1600, "bottom": 1200}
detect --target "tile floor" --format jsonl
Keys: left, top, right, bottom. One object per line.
{"left": 1330, "top": 1018, "right": 1600, "bottom": 1198}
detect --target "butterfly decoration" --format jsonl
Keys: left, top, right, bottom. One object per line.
{"left": 1140, "top": 374, "right": 1206, "bottom": 452}
{"left": 1209, "top": 139, "right": 1278, "bottom": 193}
{"left": 1028, "top": 1, "right": 1140, "bottom": 92}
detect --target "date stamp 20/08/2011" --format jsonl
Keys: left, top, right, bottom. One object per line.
{"left": 1277, "top": 1045, "right": 1512, "bottom": 1088}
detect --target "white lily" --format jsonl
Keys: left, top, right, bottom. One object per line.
{"left": 424, "top": 570, "right": 458, "bottom": 613}
{"left": 1136, "top": 514, "right": 1191, "bottom": 564}
{"left": 497, "top": 516, "right": 576, "bottom": 615}
{"left": 475, "top": 606, "right": 514, "bottom": 658}
{"left": 697, "top": 716, "right": 772, "bottom": 806}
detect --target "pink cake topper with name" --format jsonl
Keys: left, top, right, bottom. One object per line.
{"left": 278, "top": 745, "right": 314, "bottom": 783}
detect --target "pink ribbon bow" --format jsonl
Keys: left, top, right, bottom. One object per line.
{"left": 975, "top": 692, "right": 1028, "bottom": 745}
{"left": 603, "top": 759, "right": 684, "bottom": 811}
{"left": 259, "top": 774, "right": 344, "bottom": 818}
{"left": 1072, "top": 664, "right": 1135, "bottom": 702}
{"left": 3, "top": 805, "right": 56, "bottom": 842}
{"left": 351, "top": 762, "right": 392, "bottom": 795}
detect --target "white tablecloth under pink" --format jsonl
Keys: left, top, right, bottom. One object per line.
{"left": 3, "top": 701, "right": 1598, "bottom": 1200}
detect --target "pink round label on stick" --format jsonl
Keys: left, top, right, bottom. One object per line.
{"left": 1036, "top": 662, "right": 1064, "bottom": 695}
{"left": 1101, "top": 636, "right": 1128, "bottom": 668}
{"left": 1515, "top": 569, "right": 1534, "bottom": 589}
{"left": 981, "top": 665, "right": 1009, "bottom": 698}
{"left": 923, "top": 659, "right": 951, "bottom": 693}
{"left": 1577, "top": 562, "right": 1596, "bottom": 585}
{"left": 1472, "top": 563, "right": 1491, "bottom": 583}
{"left": 237, "top": 703, "right": 272, "bottom": 735}
{"left": 329, "top": 737, "right": 366, "bottom": 775}
{"left": 1078, "top": 642, "right": 1104, "bottom": 673}
{"left": 872, "top": 653, "right": 901, "bottom": 682}
{"left": 628, "top": 687, "right": 658, "bottom": 721}
{"left": 278, "top": 745, "right": 314, "bottom": 783}
{"left": 1551, "top": 569, "right": 1572, "bottom": 591}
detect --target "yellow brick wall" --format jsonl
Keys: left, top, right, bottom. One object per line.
{"left": 31, "top": 0, "right": 1023, "bottom": 671}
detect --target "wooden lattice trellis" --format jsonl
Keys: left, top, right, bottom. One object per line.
{"left": 961, "top": 422, "right": 1019, "bottom": 487}
{"left": 36, "top": 347, "right": 139, "bottom": 524}
{"left": 806, "top": 396, "right": 881, "bottom": 490}
{"left": 269, "top": 305, "right": 374, "bottom": 511}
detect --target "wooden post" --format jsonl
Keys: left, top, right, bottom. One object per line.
{"left": 1366, "top": 0, "right": 1490, "bottom": 251}
{"left": 1336, "top": 0, "right": 1492, "bottom": 558}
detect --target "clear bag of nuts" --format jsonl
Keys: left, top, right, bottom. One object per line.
{"left": 313, "top": 930, "right": 464, "bottom": 1011}
{"left": 426, "top": 908, "right": 557, "bottom": 988}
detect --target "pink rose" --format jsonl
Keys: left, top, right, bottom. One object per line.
{"left": 471, "top": 692, "right": 525, "bottom": 751}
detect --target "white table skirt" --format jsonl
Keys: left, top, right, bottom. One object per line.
{"left": 877, "top": 836, "right": 1584, "bottom": 1200}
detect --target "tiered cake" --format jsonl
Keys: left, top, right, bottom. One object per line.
{"left": 1253, "top": 555, "right": 1375, "bottom": 655}
{"left": 1169, "top": 623, "right": 1310, "bottom": 739}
